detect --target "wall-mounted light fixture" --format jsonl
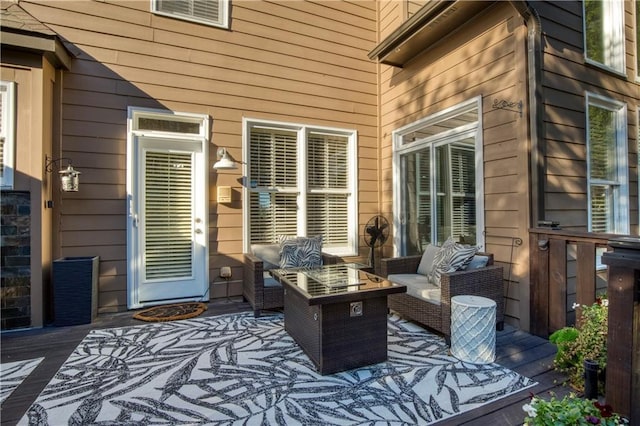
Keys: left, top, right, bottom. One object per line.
{"left": 212, "top": 147, "right": 237, "bottom": 170}
{"left": 45, "top": 155, "right": 81, "bottom": 192}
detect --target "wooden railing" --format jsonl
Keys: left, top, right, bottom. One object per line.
{"left": 529, "top": 228, "right": 615, "bottom": 337}
{"left": 601, "top": 238, "right": 639, "bottom": 423}
{"left": 529, "top": 228, "right": 639, "bottom": 422}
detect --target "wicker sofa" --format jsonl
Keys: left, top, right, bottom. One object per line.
{"left": 243, "top": 244, "right": 340, "bottom": 317}
{"left": 380, "top": 252, "right": 504, "bottom": 344}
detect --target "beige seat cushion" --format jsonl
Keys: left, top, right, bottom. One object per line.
{"left": 387, "top": 273, "right": 441, "bottom": 305}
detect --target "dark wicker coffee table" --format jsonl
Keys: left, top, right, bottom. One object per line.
{"left": 272, "top": 263, "right": 406, "bottom": 375}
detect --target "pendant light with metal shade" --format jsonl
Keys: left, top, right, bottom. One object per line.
{"left": 212, "top": 147, "right": 237, "bottom": 170}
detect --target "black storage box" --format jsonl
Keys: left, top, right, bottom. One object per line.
{"left": 52, "top": 256, "right": 99, "bottom": 326}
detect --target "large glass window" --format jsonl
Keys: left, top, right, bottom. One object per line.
{"left": 393, "top": 98, "right": 483, "bottom": 256}
{"left": 244, "top": 120, "right": 357, "bottom": 256}
{"left": 586, "top": 94, "right": 629, "bottom": 234}
{"left": 584, "top": 0, "right": 625, "bottom": 73}
{"left": 0, "top": 81, "right": 15, "bottom": 189}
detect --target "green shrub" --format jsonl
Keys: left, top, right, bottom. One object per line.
{"left": 523, "top": 393, "right": 627, "bottom": 425}
{"left": 549, "top": 297, "right": 608, "bottom": 393}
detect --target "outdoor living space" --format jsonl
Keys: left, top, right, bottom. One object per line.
{"left": 1, "top": 298, "right": 563, "bottom": 426}
{"left": 2, "top": 0, "right": 640, "bottom": 424}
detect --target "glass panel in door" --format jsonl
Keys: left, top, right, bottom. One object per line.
{"left": 436, "top": 138, "right": 476, "bottom": 246}
{"left": 402, "top": 147, "right": 431, "bottom": 256}
{"left": 144, "top": 151, "right": 194, "bottom": 280}
{"left": 134, "top": 137, "right": 207, "bottom": 304}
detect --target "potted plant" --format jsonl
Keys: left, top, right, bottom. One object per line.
{"left": 549, "top": 297, "right": 609, "bottom": 394}
{"left": 523, "top": 393, "right": 627, "bottom": 425}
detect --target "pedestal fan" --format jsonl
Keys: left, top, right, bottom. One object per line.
{"left": 364, "top": 215, "right": 390, "bottom": 270}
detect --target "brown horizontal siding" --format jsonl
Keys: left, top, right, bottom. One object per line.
{"left": 379, "top": 1, "right": 403, "bottom": 41}
{"left": 484, "top": 160, "right": 518, "bottom": 182}
{"left": 547, "top": 157, "right": 586, "bottom": 179}
{"left": 547, "top": 139, "right": 586, "bottom": 161}
{"left": 538, "top": 0, "right": 639, "bottom": 231}
{"left": 60, "top": 199, "right": 126, "bottom": 215}
{"left": 380, "top": 15, "right": 516, "bottom": 127}
{"left": 485, "top": 193, "right": 520, "bottom": 212}
{"left": 22, "top": 0, "right": 378, "bottom": 312}
{"left": 62, "top": 245, "right": 127, "bottom": 263}
{"left": 546, "top": 175, "right": 586, "bottom": 194}
{"left": 407, "top": 1, "right": 427, "bottom": 18}
{"left": 114, "top": 56, "right": 374, "bottom": 103}
{"left": 60, "top": 215, "right": 125, "bottom": 232}
{"left": 544, "top": 66, "right": 636, "bottom": 99}
{"left": 24, "top": 2, "right": 154, "bottom": 40}
{"left": 236, "top": 2, "right": 374, "bottom": 42}
{"left": 376, "top": 3, "right": 530, "bottom": 326}
{"left": 546, "top": 193, "right": 588, "bottom": 211}
{"left": 484, "top": 170, "right": 520, "bottom": 193}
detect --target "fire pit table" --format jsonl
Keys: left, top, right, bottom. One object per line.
{"left": 272, "top": 263, "right": 406, "bottom": 375}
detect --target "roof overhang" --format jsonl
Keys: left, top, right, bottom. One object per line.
{"left": 1, "top": 28, "right": 73, "bottom": 70}
{"left": 368, "top": 1, "right": 494, "bottom": 68}
{"left": 1, "top": 2, "right": 73, "bottom": 70}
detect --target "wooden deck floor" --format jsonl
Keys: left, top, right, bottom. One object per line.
{"left": 1, "top": 299, "right": 568, "bottom": 426}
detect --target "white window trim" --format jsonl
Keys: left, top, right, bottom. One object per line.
{"left": 151, "top": 0, "right": 229, "bottom": 29}
{"left": 583, "top": 0, "right": 626, "bottom": 76}
{"left": 585, "top": 92, "right": 629, "bottom": 234}
{"left": 242, "top": 117, "right": 359, "bottom": 256}
{"left": 391, "top": 97, "right": 485, "bottom": 256}
{"left": 636, "top": 0, "right": 640, "bottom": 81}
{"left": 1, "top": 81, "right": 16, "bottom": 189}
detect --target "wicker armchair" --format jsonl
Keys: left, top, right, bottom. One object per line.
{"left": 380, "top": 252, "right": 504, "bottom": 344}
{"left": 243, "top": 250, "right": 340, "bottom": 317}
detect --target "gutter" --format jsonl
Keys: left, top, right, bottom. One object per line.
{"left": 509, "top": 0, "right": 544, "bottom": 227}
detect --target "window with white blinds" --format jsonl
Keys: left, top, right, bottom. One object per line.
{"left": 144, "top": 151, "right": 194, "bottom": 280}
{"left": 0, "top": 81, "right": 15, "bottom": 189}
{"left": 248, "top": 129, "right": 298, "bottom": 245}
{"left": 245, "top": 121, "right": 357, "bottom": 255}
{"left": 586, "top": 94, "right": 629, "bottom": 234}
{"left": 152, "top": 0, "right": 229, "bottom": 29}
{"left": 448, "top": 142, "right": 476, "bottom": 241}
{"left": 307, "top": 133, "right": 349, "bottom": 247}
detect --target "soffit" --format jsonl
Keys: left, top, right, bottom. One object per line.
{"left": 368, "top": 1, "right": 495, "bottom": 68}
{"left": 0, "top": 1, "right": 73, "bottom": 69}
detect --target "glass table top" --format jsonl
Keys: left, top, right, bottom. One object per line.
{"left": 271, "top": 263, "right": 402, "bottom": 299}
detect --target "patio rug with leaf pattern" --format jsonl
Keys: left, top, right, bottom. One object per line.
{"left": 1, "top": 358, "right": 44, "bottom": 405}
{"left": 19, "top": 312, "right": 536, "bottom": 425}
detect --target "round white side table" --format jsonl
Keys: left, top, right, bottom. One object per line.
{"left": 450, "top": 295, "right": 496, "bottom": 364}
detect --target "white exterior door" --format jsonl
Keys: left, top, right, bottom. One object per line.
{"left": 127, "top": 109, "right": 209, "bottom": 308}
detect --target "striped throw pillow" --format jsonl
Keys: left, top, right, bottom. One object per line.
{"left": 429, "top": 237, "right": 477, "bottom": 286}
{"left": 279, "top": 235, "right": 323, "bottom": 268}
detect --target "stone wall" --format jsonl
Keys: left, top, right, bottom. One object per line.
{"left": 1, "top": 191, "right": 31, "bottom": 330}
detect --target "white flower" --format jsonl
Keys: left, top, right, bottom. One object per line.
{"left": 572, "top": 302, "right": 580, "bottom": 310}
{"left": 601, "top": 299, "right": 609, "bottom": 307}
{"left": 522, "top": 403, "right": 537, "bottom": 418}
